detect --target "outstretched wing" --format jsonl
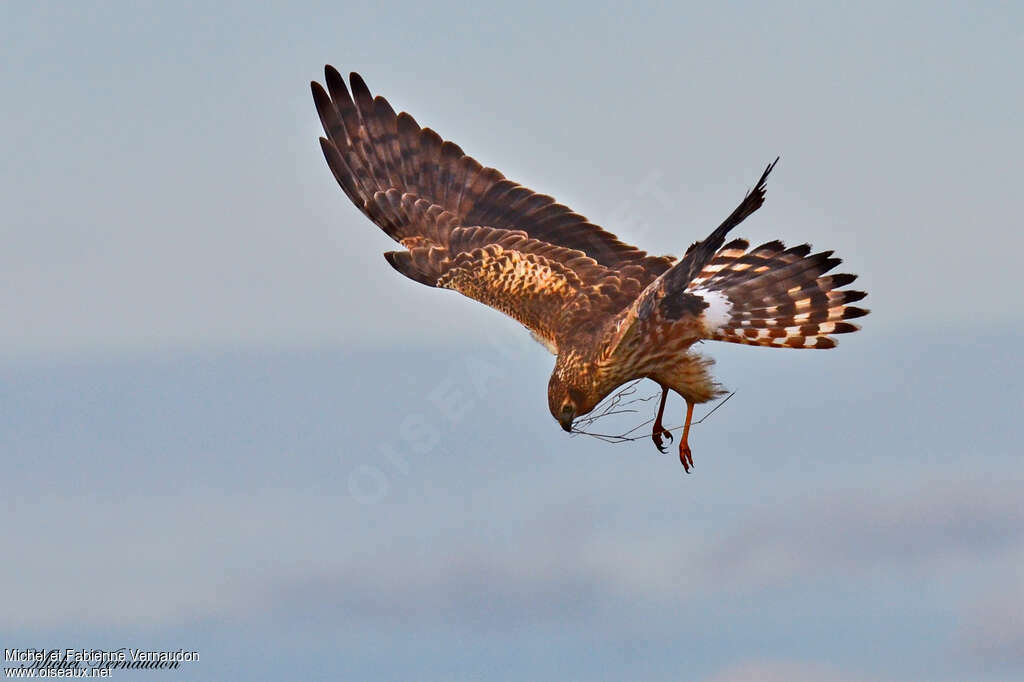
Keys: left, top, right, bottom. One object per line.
{"left": 684, "top": 238, "right": 869, "bottom": 349}
{"left": 605, "top": 162, "right": 777, "bottom": 351}
{"left": 311, "top": 66, "right": 674, "bottom": 287}
{"left": 366, "top": 193, "right": 644, "bottom": 354}
{"left": 606, "top": 160, "right": 868, "bottom": 354}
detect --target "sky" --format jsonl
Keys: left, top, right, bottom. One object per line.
{"left": 2, "top": 1, "right": 1023, "bottom": 680}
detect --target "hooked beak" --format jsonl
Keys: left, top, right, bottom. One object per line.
{"left": 559, "top": 415, "right": 573, "bottom": 432}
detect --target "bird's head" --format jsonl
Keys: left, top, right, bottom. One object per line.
{"left": 547, "top": 371, "right": 591, "bottom": 432}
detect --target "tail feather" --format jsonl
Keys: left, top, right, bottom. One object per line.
{"left": 689, "top": 240, "right": 869, "bottom": 349}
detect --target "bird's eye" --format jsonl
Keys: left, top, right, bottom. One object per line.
{"left": 561, "top": 402, "right": 573, "bottom": 415}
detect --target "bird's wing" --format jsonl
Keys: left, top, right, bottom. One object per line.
{"left": 371, "top": 196, "right": 642, "bottom": 354}
{"left": 604, "top": 161, "right": 777, "bottom": 352}
{"left": 681, "top": 238, "right": 869, "bottom": 349}
{"left": 312, "top": 67, "right": 674, "bottom": 294}
{"left": 606, "top": 161, "right": 867, "bottom": 354}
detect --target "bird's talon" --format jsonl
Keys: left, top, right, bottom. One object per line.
{"left": 678, "top": 445, "right": 693, "bottom": 473}
{"left": 650, "top": 385, "right": 672, "bottom": 455}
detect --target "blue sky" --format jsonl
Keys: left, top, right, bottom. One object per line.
{"left": 3, "top": 2, "right": 1022, "bottom": 680}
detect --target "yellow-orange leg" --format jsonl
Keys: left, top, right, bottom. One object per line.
{"left": 679, "top": 400, "right": 695, "bottom": 472}
{"left": 651, "top": 385, "right": 673, "bottom": 453}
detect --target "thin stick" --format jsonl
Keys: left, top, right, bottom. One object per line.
{"left": 571, "top": 390, "right": 737, "bottom": 443}
{"left": 693, "top": 391, "right": 734, "bottom": 425}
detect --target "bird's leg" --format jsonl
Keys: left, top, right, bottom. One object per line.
{"left": 678, "top": 399, "right": 695, "bottom": 472}
{"left": 651, "top": 385, "right": 673, "bottom": 453}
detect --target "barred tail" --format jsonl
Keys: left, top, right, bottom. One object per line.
{"left": 689, "top": 239, "right": 869, "bottom": 349}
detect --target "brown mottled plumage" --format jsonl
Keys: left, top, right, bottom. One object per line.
{"left": 312, "top": 67, "right": 869, "bottom": 470}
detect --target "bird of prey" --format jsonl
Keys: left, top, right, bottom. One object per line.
{"left": 311, "top": 66, "right": 868, "bottom": 471}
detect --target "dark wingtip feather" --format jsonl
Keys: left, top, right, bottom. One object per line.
{"left": 311, "top": 81, "right": 332, "bottom": 113}
{"left": 739, "top": 157, "right": 778, "bottom": 213}
{"left": 833, "top": 289, "right": 867, "bottom": 306}
{"left": 832, "top": 322, "right": 861, "bottom": 334}
{"left": 722, "top": 238, "right": 749, "bottom": 250}
{"left": 784, "top": 243, "right": 812, "bottom": 258}
{"left": 812, "top": 251, "right": 840, "bottom": 273}
{"left": 829, "top": 273, "right": 858, "bottom": 289}
{"left": 318, "top": 136, "right": 334, "bottom": 160}
{"left": 350, "top": 71, "right": 371, "bottom": 98}
{"left": 756, "top": 239, "right": 787, "bottom": 252}
{"left": 669, "top": 162, "right": 778, "bottom": 285}
{"left": 752, "top": 157, "right": 780, "bottom": 196}
{"left": 318, "top": 137, "right": 362, "bottom": 203}
{"left": 318, "top": 135, "right": 342, "bottom": 160}
{"left": 374, "top": 94, "right": 397, "bottom": 119}
{"left": 843, "top": 306, "right": 870, "bottom": 319}
{"left": 325, "top": 65, "right": 347, "bottom": 94}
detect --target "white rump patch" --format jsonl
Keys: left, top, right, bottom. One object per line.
{"left": 693, "top": 288, "right": 734, "bottom": 334}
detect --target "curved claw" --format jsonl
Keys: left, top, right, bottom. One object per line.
{"left": 652, "top": 426, "right": 674, "bottom": 454}
{"left": 651, "top": 385, "right": 672, "bottom": 454}
{"left": 678, "top": 399, "right": 696, "bottom": 473}
{"left": 679, "top": 444, "right": 693, "bottom": 473}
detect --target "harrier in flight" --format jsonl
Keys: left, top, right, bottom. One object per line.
{"left": 311, "top": 66, "right": 868, "bottom": 471}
